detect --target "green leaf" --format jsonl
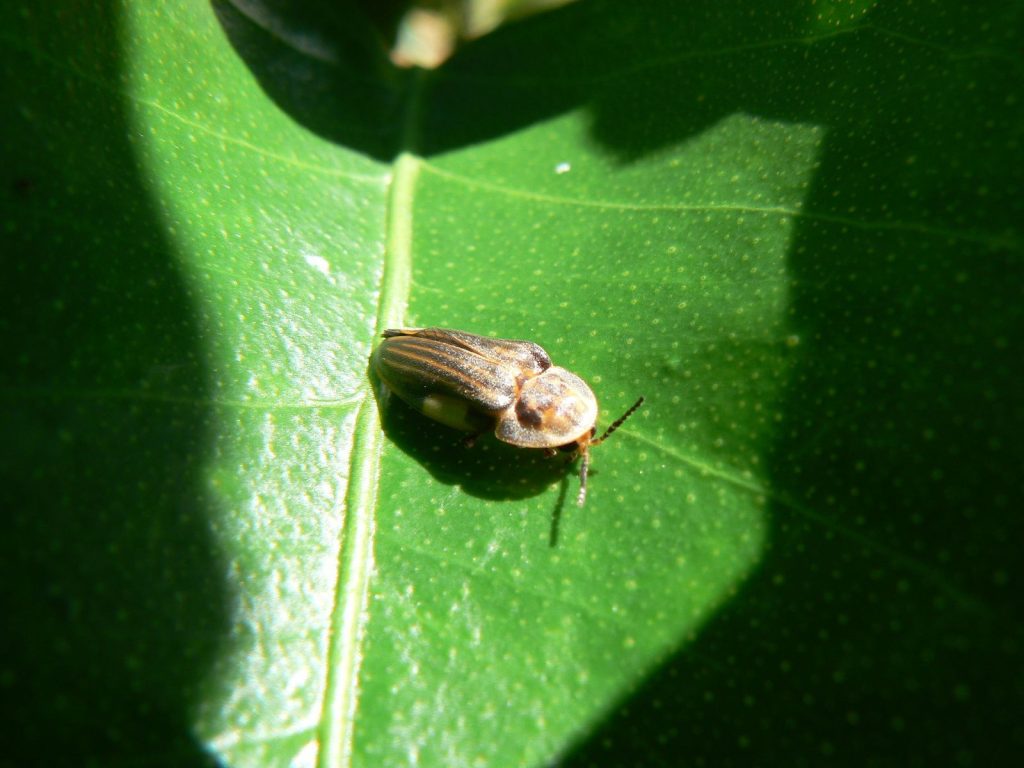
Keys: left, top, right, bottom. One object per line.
{"left": 2, "top": 1, "right": 1021, "bottom": 766}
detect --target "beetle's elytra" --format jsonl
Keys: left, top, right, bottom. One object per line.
{"left": 371, "top": 327, "right": 643, "bottom": 506}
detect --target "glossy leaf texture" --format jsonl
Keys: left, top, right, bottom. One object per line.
{"left": 1, "top": 1, "right": 1021, "bottom": 767}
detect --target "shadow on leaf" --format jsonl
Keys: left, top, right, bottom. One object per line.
{"left": 370, "top": 369, "right": 572, "bottom": 503}
{"left": 0, "top": 3, "right": 232, "bottom": 764}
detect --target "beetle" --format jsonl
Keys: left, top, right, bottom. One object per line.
{"left": 371, "top": 327, "right": 643, "bottom": 506}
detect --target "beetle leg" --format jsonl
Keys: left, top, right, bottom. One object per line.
{"left": 577, "top": 450, "right": 590, "bottom": 506}
{"left": 463, "top": 433, "right": 481, "bottom": 449}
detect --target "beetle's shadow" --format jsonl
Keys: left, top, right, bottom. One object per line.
{"left": 371, "top": 373, "right": 570, "bottom": 504}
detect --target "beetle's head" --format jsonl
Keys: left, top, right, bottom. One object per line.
{"left": 566, "top": 396, "right": 644, "bottom": 506}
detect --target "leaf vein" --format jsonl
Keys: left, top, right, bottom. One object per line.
{"left": 419, "top": 162, "right": 1018, "bottom": 249}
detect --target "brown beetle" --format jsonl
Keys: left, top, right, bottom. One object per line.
{"left": 372, "top": 327, "right": 643, "bottom": 505}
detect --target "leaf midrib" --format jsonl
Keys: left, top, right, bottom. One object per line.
{"left": 316, "top": 65, "right": 426, "bottom": 765}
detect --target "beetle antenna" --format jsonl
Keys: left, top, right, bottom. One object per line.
{"left": 577, "top": 448, "right": 590, "bottom": 507}
{"left": 591, "top": 396, "right": 644, "bottom": 446}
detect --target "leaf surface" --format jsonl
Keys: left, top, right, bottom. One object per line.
{"left": 1, "top": 1, "right": 1021, "bottom": 766}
